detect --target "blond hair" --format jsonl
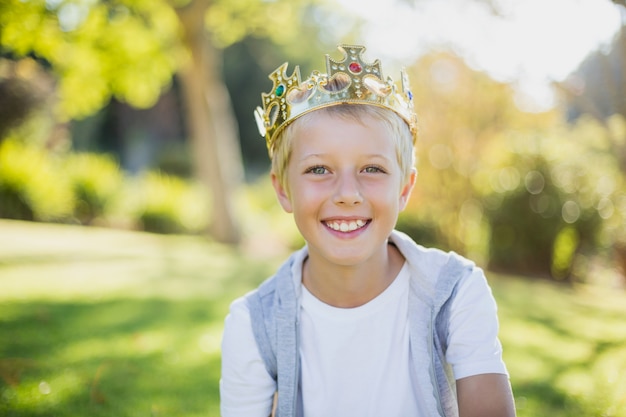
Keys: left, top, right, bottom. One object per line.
{"left": 271, "top": 104, "right": 416, "bottom": 195}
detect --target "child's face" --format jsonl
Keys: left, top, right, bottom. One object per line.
{"left": 272, "top": 111, "right": 416, "bottom": 268}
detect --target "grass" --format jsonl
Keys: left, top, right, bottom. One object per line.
{"left": 0, "top": 219, "right": 278, "bottom": 417}
{"left": 495, "top": 274, "right": 626, "bottom": 416}
{"left": 1, "top": 219, "right": 625, "bottom": 416}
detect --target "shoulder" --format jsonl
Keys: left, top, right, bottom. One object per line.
{"left": 221, "top": 297, "right": 277, "bottom": 417}
{"left": 222, "top": 297, "right": 256, "bottom": 366}
{"left": 222, "top": 297, "right": 254, "bottom": 359}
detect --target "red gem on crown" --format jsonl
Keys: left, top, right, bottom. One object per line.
{"left": 349, "top": 62, "right": 362, "bottom": 74}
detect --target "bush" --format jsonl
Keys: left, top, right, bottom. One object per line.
{"left": 396, "top": 213, "right": 445, "bottom": 251}
{"left": 65, "top": 152, "right": 124, "bottom": 225}
{"left": 130, "top": 172, "right": 210, "bottom": 234}
{"left": 478, "top": 117, "right": 622, "bottom": 279}
{"left": 482, "top": 159, "right": 600, "bottom": 277}
{"left": 0, "top": 138, "right": 212, "bottom": 236}
{"left": 0, "top": 139, "right": 73, "bottom": 221}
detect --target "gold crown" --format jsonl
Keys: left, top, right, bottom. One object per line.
{"left": 254, "top": 44, "right": 418, "bottom": 156}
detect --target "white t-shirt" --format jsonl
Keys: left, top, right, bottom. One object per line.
{"left": 220, "top": 249, "right": 507, "bottom": 417}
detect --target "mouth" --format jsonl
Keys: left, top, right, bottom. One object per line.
{"left": 323, "top": 219, "right": 370, "bottom": 233}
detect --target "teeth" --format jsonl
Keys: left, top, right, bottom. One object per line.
{"left": 326, "top": 219, "right": 367, "bottom": 232}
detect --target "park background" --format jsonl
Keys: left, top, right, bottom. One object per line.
{"left": 1, "top": 0, "right": 626, "bottom": 415}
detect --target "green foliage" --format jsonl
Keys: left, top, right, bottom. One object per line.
{"left": 130, "top": 172, "right": 211, "bottom": 234}
{"left": 479, "top": 116, "right": 623, "bottom": 278}
{"left": 401, "top": 53, "right": 626, "bottom": 280}
{"left": 0, "top": 0, "right": 184, "bottom": 120}
{"left": 0, "top": 139, "right": 73, "bottom": 221}
{"left": 1, "top": 220, "right": 625, "bottom": 417}
{"left": 64, "top": 152, "right": 124, "bottom": 225}
{"left": 403, "top": 53, "right": 551, "bottom": 259}
{"left": 0, "top": 138, "right": 211, "bottom": 234}
{"left": 396, "top": 214, "right": 442, "bottom": 251}
{"left": 0, "top": 0, "right": 325, "bottom": 123}
{"left": 552, "top": 227, "right": 580, "bottom": 279}
{"left": 478, "top": 155, "right": 601, "bottom": 277}
{"left": 206, "top": 0, "right": 323, "bottom": 48}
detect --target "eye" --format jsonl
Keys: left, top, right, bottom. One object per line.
{"left": 363, "top": 165, "right": 386, "bottom": 174}
{"left": 305, "top": 165, "right": 329, "bottom": 175}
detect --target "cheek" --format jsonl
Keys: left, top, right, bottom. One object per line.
{"left": 290, "top": 183, "right": 332, "bottom": 219}
{"left": 372, "top": 183, "right": 406, "bottom": 210}
{"left": 363, "top": 180, "right": 399, "bottom": 198}
{"left": 292, "top": 184, "right": 321, "bottom": 206}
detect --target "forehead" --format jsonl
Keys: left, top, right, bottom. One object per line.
{"left": 290, "top": 110, "right": 396, "bottom": 154}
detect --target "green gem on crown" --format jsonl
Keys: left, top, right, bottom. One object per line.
{"left": 275, "top": 84, "right": 285, "bottom": 97}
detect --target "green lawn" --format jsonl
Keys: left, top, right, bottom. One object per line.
{"left": 1, "top": 219, "right": 625, "bottom": 416}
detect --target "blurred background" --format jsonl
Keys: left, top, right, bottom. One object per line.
{"left": 1, "top": 0, "right": 626, "bottom": 416}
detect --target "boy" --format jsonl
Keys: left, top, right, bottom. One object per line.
{"left": 220, "top": 44, "right": 516, "bottom": 417}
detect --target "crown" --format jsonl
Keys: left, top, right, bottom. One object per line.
{"left": 254, "top": 44, "right": 418, "bottom": 156}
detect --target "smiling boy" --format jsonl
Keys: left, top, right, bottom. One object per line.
{"left": 220, "top": 45, "right": 516, "bottom": 417}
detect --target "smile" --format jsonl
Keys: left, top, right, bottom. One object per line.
{"left": 324, "top": 219, "right": 368, "bottom": 232}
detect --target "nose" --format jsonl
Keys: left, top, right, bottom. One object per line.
{"left": 332, "top": 172, "right": 363, "bottom": 206}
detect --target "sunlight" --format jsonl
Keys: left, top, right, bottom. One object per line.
{"left": 333, "top": 0, "right": 622, "bottom": 110}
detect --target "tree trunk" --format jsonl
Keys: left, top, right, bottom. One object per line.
{"left": 176, "top": 0, "right": 243, "bottom": 244}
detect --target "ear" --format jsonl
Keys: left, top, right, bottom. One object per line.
{"left": 399, "top": 168, "right": 417, "bottom": 211}
{"left": 271, "top": 171, "right": 293, "bottom": 213}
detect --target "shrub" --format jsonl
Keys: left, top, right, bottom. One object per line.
{"left": 0, "top": 139, "right": 73, "bottom": 221}
{"left": 482, "top": 159, "right": 600, "bottom": 278}
{"left": 396, "top": 213, "right": 445, "bottom": 251}
{"left": 0, "top": 139, "right": 213, "bottom": 236}
{"left": 65, "top": 152, "right": 124, "bottom": 225}
{"left": 478, "top": 117, "right": 621, "bottom": 279}
{"left": 131, "top": 172, "right": 210, "bottom": 234}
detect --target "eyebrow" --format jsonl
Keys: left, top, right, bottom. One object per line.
{"left": 296, "top": 153, "right": 327, "bottom": 162}
{"left": 297, "top": 153, "right": 393, "bottom": 163}
{"left": 363, "top": 153, "right": 392, "bottom": 159}
{"left": 362, "top": 154, "right": 394, "bottom": 164}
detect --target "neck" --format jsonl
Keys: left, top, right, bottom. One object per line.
{"left": 302, "top": 242, "right": 405, "bottom": 308}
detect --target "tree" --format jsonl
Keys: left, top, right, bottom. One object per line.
{"left": 557, "top": 1, "right": 626, "bottom": 280}
{"left": 557, "top": 18, "right": 626, "bottom": 173}
{"left": 0, "top": 0, "right": 184, "bottom": 119}
{"left": 399, "top": 53, "right": 556, "bottom": 256}
{"left": 396, "top": 52, "right": 624, "bottom": 281}
{"left": 0, "top": 0, "right": 320, "bottom": 244}
{"left": 176, "top": 0, "right": 242, "bottom": 244}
